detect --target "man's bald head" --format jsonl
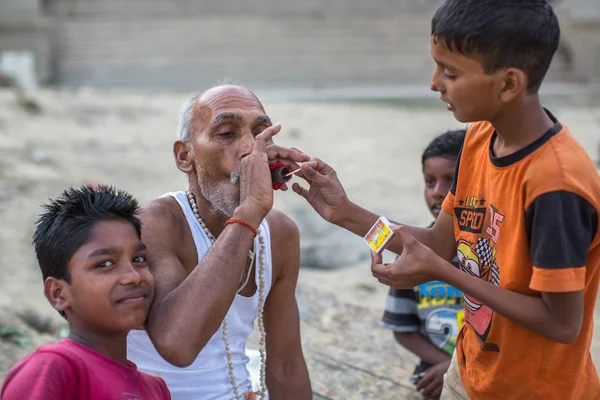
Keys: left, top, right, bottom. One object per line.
{"left": 177, "top": 84, "right": 265, "bottom": 142}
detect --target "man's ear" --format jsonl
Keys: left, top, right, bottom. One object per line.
{"left": 499, "top": 67, "right": 527, "bottom": 103}
{"left": 174, "top": 140, "right": 195, "bottom": 174}
{"left": 44, "top": 277, "right": 71, "bottom": 315}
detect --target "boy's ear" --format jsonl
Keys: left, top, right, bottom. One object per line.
{"left": 499, "top": 67, "right": 527, "bottom": 103}
{"left": 173, "top": 140, "right": 195, "bottom": 174}
{"left": 44, "top": 277, "right": 71, "bottom": 314}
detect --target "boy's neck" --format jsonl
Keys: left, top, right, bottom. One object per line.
{"left": 68, "top": 327, "right": 129, "bottom": 365}
{"left": 490, "top": 94, "right": 555, "bottom": 158}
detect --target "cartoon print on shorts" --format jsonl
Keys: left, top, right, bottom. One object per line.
{"left": 424, "top": 307, "right": 464, "bottom": 354}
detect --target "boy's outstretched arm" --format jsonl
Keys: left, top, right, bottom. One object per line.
{"left": 289, "top": 158, "right": 457, "bottom": 261}
{"left": 372, "top": 223, "right": 587, "bottom": 344}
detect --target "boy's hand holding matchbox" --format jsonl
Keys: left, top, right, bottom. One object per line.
{"left": 364, "top": 216, "right": 396, "bottom": 253}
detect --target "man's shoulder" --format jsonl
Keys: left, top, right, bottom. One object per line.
{"left": 265, "top": 209, "right": 300, "bottom": 278}
{"left": 265, "top": 209, "right": 299, "bottom": 239}
{"left": 139, "top": 197, "right": 187, "bottom": 241}
{"left": 140, "top": 196, "right": 182, "bottom": 224}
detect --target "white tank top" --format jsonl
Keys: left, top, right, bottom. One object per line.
{"left": 127, "top": 191, "right": 273, "bottom": 400}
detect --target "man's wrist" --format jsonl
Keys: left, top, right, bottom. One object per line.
{"left": 232, "top": 204, "right": 265, "bottom": 229}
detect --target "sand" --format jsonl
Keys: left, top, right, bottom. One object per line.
{"left": 0, "top": 87, "right": 599, "bottom": 382}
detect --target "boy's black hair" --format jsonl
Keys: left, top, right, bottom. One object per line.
{"left": 431, "top": 0, "right": 560, "bottom": 93}
{"left": 33, "top": 185, "right": 141, "bottom": 285}
{"left": 422, "top": 129, "right": 467, "bottom": 169}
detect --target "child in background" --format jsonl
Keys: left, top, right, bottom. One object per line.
{"left": 381, "top": 129, "right": 466, "bottom": 399}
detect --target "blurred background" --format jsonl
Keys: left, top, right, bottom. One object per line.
{"left": 0, "top": 1, "right": 599, "bottom": 399}
{"left": 1, "top": 0, "right": 599, "bottom": 96}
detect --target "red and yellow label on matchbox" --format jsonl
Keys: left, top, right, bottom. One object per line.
{"left": 364, "top": 216, "right": 394, "bottom": 253}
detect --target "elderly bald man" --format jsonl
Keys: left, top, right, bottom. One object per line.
{"left": 127, "top": 85, "right": 312, "bottom": 400}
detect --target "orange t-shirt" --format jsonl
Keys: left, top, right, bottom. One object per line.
{"left": 442, "top": 112, "right": 600, "bottom": 399}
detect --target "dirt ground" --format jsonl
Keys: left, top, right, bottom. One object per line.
{"left": 0, "top": 88, "right": 599, "bottom": 386}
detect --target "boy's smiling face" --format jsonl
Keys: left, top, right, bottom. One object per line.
{"left": 423, "top": 155, "right": 456, "bottom": 218}
{"left": 46, "top": 219, "right": 154, "bottom": 334}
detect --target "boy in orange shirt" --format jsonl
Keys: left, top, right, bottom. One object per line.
{"left": 288, "top": 0, "right": 600, "bottom": 398}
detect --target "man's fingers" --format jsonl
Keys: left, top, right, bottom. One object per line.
{"left": 290, "top": 147, "right": 309, "bottom": 157}
{"left": 254, "top": 123, "right": 282, "bottom": 153}
{"left": 266, "top": 144, "right": 310, "bottom": 164}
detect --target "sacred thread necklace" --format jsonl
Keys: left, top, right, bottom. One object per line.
{"left": 185, "top": 188, "right": 267, "bottom": 400}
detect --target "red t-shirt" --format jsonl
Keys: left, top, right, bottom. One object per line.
{"left": 1, "top": 338, "right": 170, "bottom": 400}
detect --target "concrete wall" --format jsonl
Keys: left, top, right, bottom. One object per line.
{"left": 0, "top": 0, "right": 594, "bottom": 92}
{"left": 556, "top": 0, "right": 600, "bottom": 83}
{"left": 0, "top": 0, "right": 54, "bottom": 85}
{"left": 46, "top": 0, "right": 443, "bottom": 91}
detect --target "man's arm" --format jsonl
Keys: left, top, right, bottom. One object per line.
{"left": 144, "top": 124, "right": 285, "bottom": 367}
{"left": 263, "top": 210, "right": 311, "bottom": 400}
{"left": 142, "top": 200, "right": 256, "bottom": 367}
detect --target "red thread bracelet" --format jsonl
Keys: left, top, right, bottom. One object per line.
{"left": 225, "top": 218, "right": 257, "bottom": 236}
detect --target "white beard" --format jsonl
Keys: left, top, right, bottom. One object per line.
{"left": 198, "top": 168, "right": 241, "bottom": 218}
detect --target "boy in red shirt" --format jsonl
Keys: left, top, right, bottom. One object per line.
{"left": 1, "top": 185, "right": 170, "bottom": 400}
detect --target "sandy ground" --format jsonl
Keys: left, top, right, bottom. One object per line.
{"left": 0, "top": 88, "right": 599, "bottom": 379}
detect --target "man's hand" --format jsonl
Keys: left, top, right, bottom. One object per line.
{"left": 371, "top": 226, "right": 444, "bottom": 289}
{"left": 236, "top": 123, "right": 282, "bottom": 227}
{"left": 416, "top": 360, "right": 451, "bottom": 399}
{"left": 290, "top": 158, "right": 350, "bottom": 223}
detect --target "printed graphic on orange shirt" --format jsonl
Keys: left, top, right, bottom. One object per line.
{"left": 455, "top": 196, "right": 487, "bottom": 234}
{"left": 456, "top": 200, "right": 504, "bottom": 350}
